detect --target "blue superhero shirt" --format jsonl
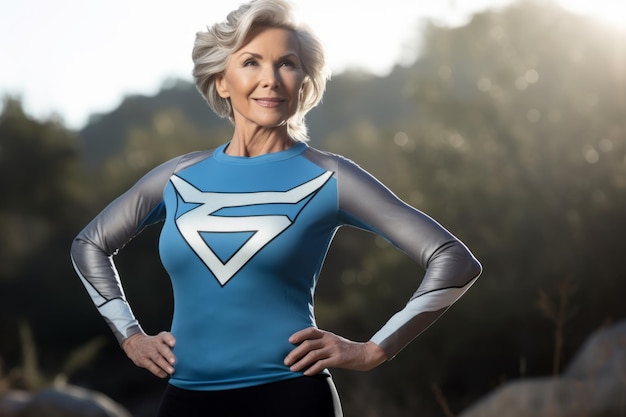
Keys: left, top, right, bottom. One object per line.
{"left": 71, "top": 142, "right": 481, "bottom": 390}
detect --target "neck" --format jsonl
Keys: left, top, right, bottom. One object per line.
{"left": 225, "top": 127, "right": 295, "bottom": 157}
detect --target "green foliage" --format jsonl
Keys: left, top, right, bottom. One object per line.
{"left": 79, "top": 79, "right": 227, "bottom": 168}
{"left": 0, "top": 98, "right": 88, "bottom": 277}
{"left": 96, "top": 108, "right": 230, "bottom": 198}
{"left": 0, "top": 320, "right": 107, "bottom": 392}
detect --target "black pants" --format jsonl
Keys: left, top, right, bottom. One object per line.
{"left": 156, "top": 375, "right": 342, "bottom": 417}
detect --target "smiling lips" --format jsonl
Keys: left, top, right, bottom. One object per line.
{"left": 254, "top": 97, "right": 285, "bottom": 108}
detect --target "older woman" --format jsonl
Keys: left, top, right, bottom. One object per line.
{"left": 70, "top": 0, "right": 482, "bottom": 416}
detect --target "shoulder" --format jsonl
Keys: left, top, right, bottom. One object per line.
{"left": 171, "top": 149, "right": 215, "bottom": 173}
{"left": 130, "top": 149, "right": 216, "bottom": 193}
{"left": 301, "top": 146, "right": 356, "bottom": 173}
{"left": 301, "top": 147, "right": 383, "bottom": 190}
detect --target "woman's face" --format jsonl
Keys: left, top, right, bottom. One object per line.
{"left": 216, "top": 26, "right": 305, "bottom": 132}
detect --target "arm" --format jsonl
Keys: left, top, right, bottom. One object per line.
{"left": 285, "top": 156, "right": 481, "bottom": 374}
{"left": 71, "top": 151, "right": 214, "bottom": 377}
{"left": 70, "top": 156, "right": 181, "bottom": 344}
{"left": 336, "top": 157, "right": 482, "bottom": 359}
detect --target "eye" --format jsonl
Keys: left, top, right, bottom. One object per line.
{"left": 243, "top": 59, "right": 258, "bottom": 67}
{"left": 279, "top": 59, "right": 297, "bottom": 68}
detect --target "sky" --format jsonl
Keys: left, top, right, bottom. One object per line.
{"left": 0, "top": 0, "right": 623, "bottom": 130}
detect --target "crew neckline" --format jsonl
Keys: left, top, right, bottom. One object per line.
{"left": 213, "top": 142, "right": 308, "bottom": 165}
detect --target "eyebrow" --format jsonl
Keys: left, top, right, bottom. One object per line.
{"left": 238, "top": 51, "right": 300, "bottom": 61}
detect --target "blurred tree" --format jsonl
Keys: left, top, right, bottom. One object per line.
{"left": 0, "top": 97, "right": 86, "bottom": 277}
{"left": 79, "top": 79, "right": 226, "bottom": 168}
{"left": 392, "top": 0, "right": 626, "bottom": 411}
{"left": 0, "top": 96, "right": 98, "bottom": 378}
{"left": 96, "top": 108, "right": 230, "bottom": 197}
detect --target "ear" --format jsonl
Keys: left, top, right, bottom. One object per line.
{"left": 215, "top": 75, "right": 230, "bottom": 98}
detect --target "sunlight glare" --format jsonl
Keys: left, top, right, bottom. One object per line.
{"left": 564, "top": 0, "right": 626, "bottom": 29}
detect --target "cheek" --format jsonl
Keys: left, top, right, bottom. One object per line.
{"left": 286, "top": 76, "right": 305, "bottom": 98}
{"left": 222, "top": 73, "right": 255, "bottom": 97}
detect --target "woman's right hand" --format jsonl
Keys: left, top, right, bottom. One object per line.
{"left": 121, "top": 331, "right": 176, "bottom": 378}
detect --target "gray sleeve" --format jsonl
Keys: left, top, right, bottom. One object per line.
{"left": 336, "top": 157, "right": 482, "bottom": 359}
{"left": 70, "top": 155, "right": 185, "bottom": 345}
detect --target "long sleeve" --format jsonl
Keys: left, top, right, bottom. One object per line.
{"left": 70, "top": 156, "right": 185, "bottom": 344}
{"left": 336, "top": 157, "right": 482, "bottom": 359}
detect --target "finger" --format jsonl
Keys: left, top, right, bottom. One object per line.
{"left": 153, "top": 354, "right": 175, "bottom": 375}
{"left": 157, "top": 341, "right": 177, "bottom": 365}
{"left": 145, "top": 359, "right": 170, "bottom": 378}
{"left": 284, "top": 338, "right": 325, "bottom": 366}
{"left": 159, "top": 331, "right": 177, "bottom": 348}
{"left": 302, "top": 358, "right": 330, "bottom": 376}
{"left": 288, "top": 327, "right": 322, "bottom": 344}
{"left": 137, "top": 348, "right": 175, "bottom": 376}
{"left": 288, "top": 344, "right": 330, "bottom": 372}
{"left": 134, "top": 340, "right": 175, "bottom": 374}
{"left": 292, "top": 350, "right": 334, "bottom": 375}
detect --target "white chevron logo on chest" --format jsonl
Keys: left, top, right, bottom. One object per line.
{"left": 170, "top": 171, "right": 333, "bottom": 286}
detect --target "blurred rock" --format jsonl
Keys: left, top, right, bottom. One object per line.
{"left": 459, "top": 320, "right": 626, "bottom": 417}
{"left": 0, "top": 390, "right": 31, "bottom": 417}
{"left": 0, "top": 384, "right": 131, "bottom": 417}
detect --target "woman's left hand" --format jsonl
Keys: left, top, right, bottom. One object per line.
{"left": 284, "top": 327, "right": 388, "bottom": 376}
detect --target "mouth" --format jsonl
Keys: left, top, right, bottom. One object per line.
{"left": 254, "top": 97, "right": 285, "bottom": 108}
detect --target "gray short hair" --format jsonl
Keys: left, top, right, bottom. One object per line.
{"left": 192, "top": 0, "right": 330, "bottom": 142}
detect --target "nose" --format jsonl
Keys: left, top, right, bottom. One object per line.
{"left": 260, "top": 65, "right": 280, "bottom": 89}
